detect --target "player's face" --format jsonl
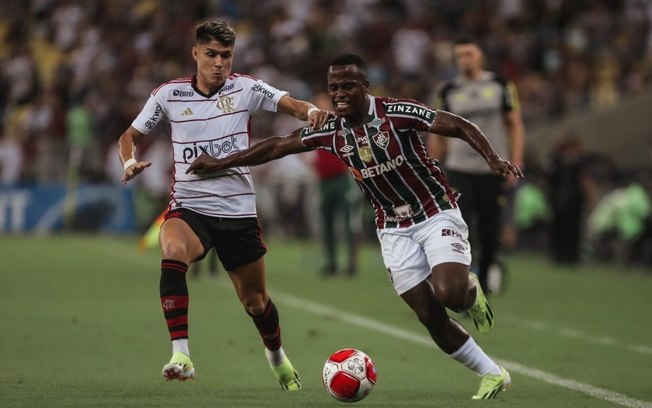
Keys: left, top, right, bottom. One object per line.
{"left": 193, "top": 40, "right": 234, "bottom": 92}
{"left": 453, "top": 43, "right": 483, "bottom": 76}
{"left": 327, "top": 65, "right": 369, "bottom": 121}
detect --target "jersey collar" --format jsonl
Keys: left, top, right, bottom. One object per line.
{"left": 191, "top": 75, "right": 225, "bottom": 98}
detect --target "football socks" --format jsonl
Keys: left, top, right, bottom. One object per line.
{"left": 160, "top": 259, "right": 189, "bottom": 341}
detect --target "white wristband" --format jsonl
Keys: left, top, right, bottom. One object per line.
{"left": 307, "top": 107, "right": 319, "bottom": 118}
{"left": 123, "top": 158, "right": 137, "bottom": 170}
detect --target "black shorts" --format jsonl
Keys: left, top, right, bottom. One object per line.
{"left": 164, "top": 208, "right": 267, "bottom": 271}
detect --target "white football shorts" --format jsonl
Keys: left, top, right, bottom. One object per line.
{"left": 376, "top": 208, "right": 472, "bottom": 295}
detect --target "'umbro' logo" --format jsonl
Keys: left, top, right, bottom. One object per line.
{"left": 339, "top": 144, "right": 354, "bottom": 158}
{"left": 181, "top": 108, "right": 194, "bottom": 116}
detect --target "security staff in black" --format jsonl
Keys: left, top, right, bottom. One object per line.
{"left": 430, "top": 37, "right": 525, "bottom": 294}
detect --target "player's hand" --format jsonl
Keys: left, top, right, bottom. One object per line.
{"left": 308, "top": 108, "right": 335, "bottom": 130}
{"left": 488, "top": 156, "right": 524, "bottom": 179}
{"left": 502, "top": 173, "right": 521, "bottom": 190}
{"left": 186, "top": 153, "right": 224, "bottom": 175}
{"left": 121, "top": 161, "right": 152, "bottom": 184}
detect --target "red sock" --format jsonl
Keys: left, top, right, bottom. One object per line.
{"left": 248, "top": 299, "right": 282, "bottom": 350}
{"left": 160, "top": 259, "right": 189, "bottom": 341}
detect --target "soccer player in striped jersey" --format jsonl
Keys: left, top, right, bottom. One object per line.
{"left": 118, "top": 20, "right": 331, "bottom": 389}
{"left": 187, "top": 54, "right": 523, "bottom": 400}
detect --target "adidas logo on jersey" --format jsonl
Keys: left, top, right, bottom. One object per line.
{"left": 181, "top": 108, "right": 194, "bottom": 116}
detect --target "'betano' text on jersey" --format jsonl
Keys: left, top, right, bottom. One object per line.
{"left": 300, "top": 96, "right": 458, "bottom": 229}
{"left": 131, "top": 74, "right": 287, "bottom": 218}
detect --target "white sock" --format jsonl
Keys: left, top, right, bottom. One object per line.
{"left": 265, "top": 346, "right": 286, "bottom": 367}
{"left": 448, "top": 337, "right": 501, "bottom": 376}
{"left": 172, "top": 339, "right": 190, "bottom": 356}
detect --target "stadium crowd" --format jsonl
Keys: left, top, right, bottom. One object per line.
{"left": 0, "top": 0, "right": 651, "bottom": 266}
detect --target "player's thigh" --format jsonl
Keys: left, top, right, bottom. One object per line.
{"left": 159, "top": 217, "right": 205, "bottom": 264}
{"left": 376, "top": 229, "right": 430, "bottom": 296}
{"left": 417, "top": 209, "right": 472, "bottom": 270}
{"left": 213, "top": 218, "right": 267, "bottom": 271}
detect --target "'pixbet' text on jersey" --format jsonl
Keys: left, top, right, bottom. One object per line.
{"left": 182, "top": 137, "right": 240, "bottom": 162}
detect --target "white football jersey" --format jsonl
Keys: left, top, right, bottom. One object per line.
{"left": 131, "top": 74, "right": 287, "bottom": 218}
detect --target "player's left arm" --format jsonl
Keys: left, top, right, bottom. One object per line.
{"left": 504, "top": 110, "right": 525, "bottom": 169}
{"left": 186, "top": 129, "right": 310, "bottom": 175}
{"left": 502, "top": 80, "right": 525, "bottom": 167}
{"left": 503, "top": 79, "right": 525, "bottom": 183}
{"left": 430, "top": 110, "right": 523, "bottom": 179}
{"left": 277, "top": 95, "right": 332, "bottom": 129}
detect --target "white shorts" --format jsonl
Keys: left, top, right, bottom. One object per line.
{"left": 376, "top": 208, "right": 472, "bottom": 295}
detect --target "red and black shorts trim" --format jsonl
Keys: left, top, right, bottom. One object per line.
{"left": 164, "top": 208, "right": 267, "bottom": 271}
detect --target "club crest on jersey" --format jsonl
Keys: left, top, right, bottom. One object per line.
{"left": 372, "top": 131, "right": 389, "bottom": 149}
{"left": 359, "top": 145, "right": 373, "bottom": 162}
{"left": 216, "top": 95, "right": 235, "bottom": 113}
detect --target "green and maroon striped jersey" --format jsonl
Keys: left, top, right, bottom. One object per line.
{"left": 301, "top": 96, "right": 458, "bottom": 229}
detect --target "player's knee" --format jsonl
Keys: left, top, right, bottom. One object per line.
{"left": 243, "top": 296, "right": 267, "bottom": 316}
{"left": 432, "top": 280, "right": 467, "bottom": 313}
{"left": 160, "top": 240, "right": 190, "bottom": 263}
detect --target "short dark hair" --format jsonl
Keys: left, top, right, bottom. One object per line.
{"left": 195, "top": 20, "right": 236, "bottom": 46}
{"left": 330, "top": 53, "right": 367, "bottom": 72}
{"left": 453, "top": 35, "right": 479, "bottom": 47}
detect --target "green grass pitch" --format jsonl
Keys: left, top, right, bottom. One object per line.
{"left": 1, "top": 235, "right": 651, "bottom": 407}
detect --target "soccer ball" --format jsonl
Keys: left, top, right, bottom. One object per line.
{"left": 322, "top": 348, "right": 377, "bottom": 403}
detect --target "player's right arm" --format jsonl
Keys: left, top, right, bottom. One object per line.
{"left": 186, "top": 129, "right": 309, "bottom": 175}
{"left": 120, "top": 86, "right": 168, "bottom": 184}
{"left": 118, "top": 126, "right": 151, "bottom": 184}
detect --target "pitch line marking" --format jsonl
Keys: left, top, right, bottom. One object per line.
{"left": 501, "top": 314, "right": 652, "bottom": 355}
{"left": 271, "top": 290, "right": 652, "bottom": 408}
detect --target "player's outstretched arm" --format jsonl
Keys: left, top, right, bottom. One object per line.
{"left": 277, "top": 95, "right": 333, "bottom": 129}
{"left": 186, "top": 129, "right": 309, "bottom": 175}
{"left": 119, "top": 126, "right": 151, "bottom": 184}
{"left": 430, "top": 110, "right": 524, "bottom": 179}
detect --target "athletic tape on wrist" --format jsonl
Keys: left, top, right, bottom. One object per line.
{"left": 307, "top": 107, "right": 319, "bottom": 118}
{"left": 123, "top": 158, "right": 137, "bottom": 170}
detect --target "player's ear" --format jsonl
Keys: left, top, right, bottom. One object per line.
{"left": 192, "top": 46, "right": 198, "bottom": 62}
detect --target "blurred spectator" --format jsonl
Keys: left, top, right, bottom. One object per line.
{"left": 547, "top": 134, "right": 594, "bottom": 265}
{"left": 587, "top": 172, "right": 652, "bottom": 267}
{"left": 0, "top": 133, "right": 24, "bottom": 185}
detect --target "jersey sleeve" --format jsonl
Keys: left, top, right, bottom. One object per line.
{"left": 384, "top": 98, "right": 438, "bottom": 132}
{"left": 493, "top": 75, "right": 520, "bottom": 113}
{"left": 299, "top": 119, "right": 337, "bottom": 153}
{"left": 131, "top": 91, "right": 167, "bottom": 134}
{"left": 244, "top": 78, "right": 288, "bottom": 113}
{"left": 503, "top": 80, "right": 520, "bottom": 112}
{"left": 434, "top": 82, "right": 453, "bottom": 111}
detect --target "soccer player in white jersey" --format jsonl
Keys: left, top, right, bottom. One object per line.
{"left": 118, "top": 20, "right": 330, "bottom": 389}
{"left": 187, "top": 54, "right": 524, "bottom": 400}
